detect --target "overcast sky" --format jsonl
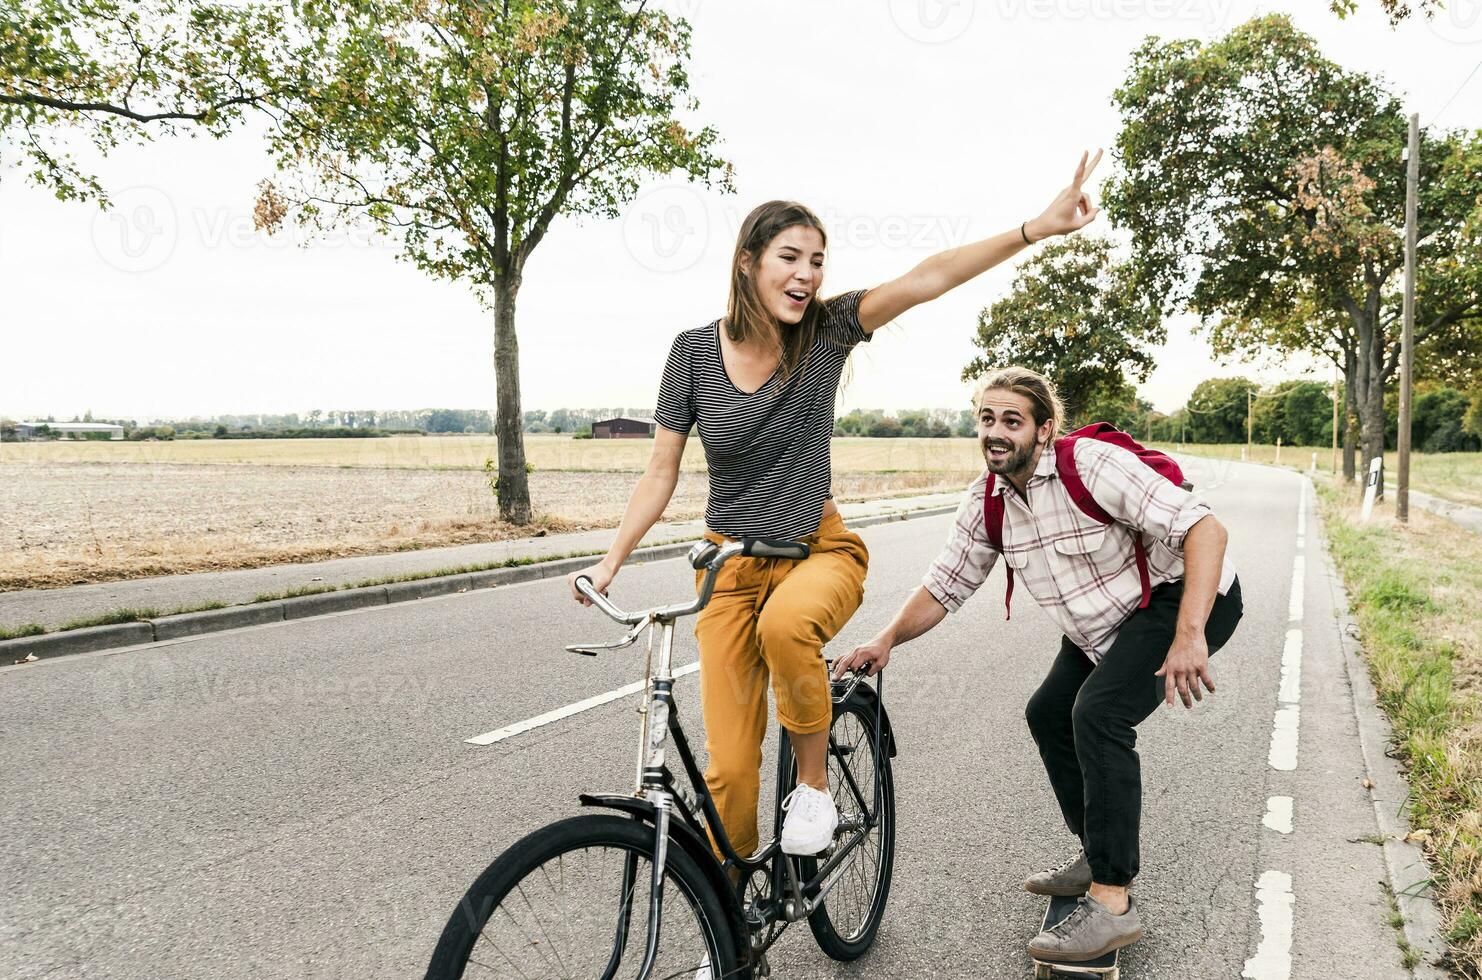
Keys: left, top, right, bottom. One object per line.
{"left": 2, "top": 0, "right": 1478, "bottom": 422}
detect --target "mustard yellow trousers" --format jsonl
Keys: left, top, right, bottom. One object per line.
{"left": 692, "top": 511, "right": 869, "bottom": 857}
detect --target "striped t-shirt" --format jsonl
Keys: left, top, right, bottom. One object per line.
{"left": 654, "top": 289, "right": 871, "bottom": 540}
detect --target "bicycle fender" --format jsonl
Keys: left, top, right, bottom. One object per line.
{"left": 576, "top": 793, "right": 750, "bottom": 960}
{"left": 842, "top": 684, "right": 899, "bottom": 759}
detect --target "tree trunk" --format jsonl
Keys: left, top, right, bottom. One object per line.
{"left": 493, "top": 275, "right": 533, "bottom": 525}
{"left": 1360, "top": 389, "right": 1386, "bottom": 501}
{"left": 1342, "top": 350, "right": 1357, "bottom": 482}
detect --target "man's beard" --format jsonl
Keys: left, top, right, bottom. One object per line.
{"left": 982, "top": 436, "right": 1036, "bottom": 477}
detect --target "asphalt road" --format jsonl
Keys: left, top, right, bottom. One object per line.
{"left": 1, "top": 457, "right": 1409, "bottom": 979}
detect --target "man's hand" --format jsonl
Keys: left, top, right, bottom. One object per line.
{"left": 1155, "top": 630, "right": 1214, "bottom": 708}
{"left": 831, "top": 636, "right": 893, "bottom": 679}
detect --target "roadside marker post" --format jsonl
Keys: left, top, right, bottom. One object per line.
{"left": 1361, "top": 456, "right": 1382, "bottom": 522}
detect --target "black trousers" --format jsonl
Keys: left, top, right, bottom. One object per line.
{"left": 1024, "top": 577, "right": 1243, "bottom": 887}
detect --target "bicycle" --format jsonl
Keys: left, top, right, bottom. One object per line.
{"left": 425, "top": 535, "right": 898, "bottom": 979}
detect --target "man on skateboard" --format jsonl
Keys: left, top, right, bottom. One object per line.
{"left": 832, "top": 366, "right": 1243, "bottom": 962}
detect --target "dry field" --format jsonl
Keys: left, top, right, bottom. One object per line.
{"left": 1, "top": 436, "right": 978, "bottom": 589}
{"left": 0, "top": 433, "right": 986, "bottom": 472}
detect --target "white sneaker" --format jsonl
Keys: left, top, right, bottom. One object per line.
{"left": 780, "top": 783, "right": 839, "bottom": 855}
{"left": 695, "top": 953, "right": 711, "bottom": 980}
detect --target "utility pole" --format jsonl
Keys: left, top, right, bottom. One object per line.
{"left": 1398, "top": 112, "right": 1418, "bottom": 522}
{"left": 1246, "top": 387, "right": 1253, "bottom": 459}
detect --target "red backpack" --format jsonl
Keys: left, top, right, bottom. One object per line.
{"left": 982, "top": 423, "right": 1192, "bottom": 620}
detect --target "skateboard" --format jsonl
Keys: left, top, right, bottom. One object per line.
{"left": 1030, "top": 894, "right": 1120, "bottom": 979}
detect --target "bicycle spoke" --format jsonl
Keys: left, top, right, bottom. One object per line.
{"left": 458, "top": 836, "right": 714, "bottom": 980}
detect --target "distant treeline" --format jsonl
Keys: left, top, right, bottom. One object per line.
{"left": 3, "top": 408, "right": 493, "bottom": 441}
{"left": 522, "top": 408, "right": 655, "bottom": 434}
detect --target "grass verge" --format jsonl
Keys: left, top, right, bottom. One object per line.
{"left": 1318, "top": 478, "right": 1482, "bottom": 977}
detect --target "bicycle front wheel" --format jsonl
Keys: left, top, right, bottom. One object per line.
{"left": 795, "top": 694, "right": 896, "bottom": 960}
{"left": 425, "top": 813, "right": 743, "bottom": 980}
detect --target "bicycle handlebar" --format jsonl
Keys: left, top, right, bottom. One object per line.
{"left": 571, "top": 535, "right": 812, "bottom": 630}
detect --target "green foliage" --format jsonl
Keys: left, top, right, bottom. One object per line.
{"left": 1104, "top": 13, "right": 1482, "bottom": 460}
{"left": 1185, "top": 377, "right": 1257, "bottom": 443}
{"left": 1073, "top": 380, "right": 1151, "bottom": 433}
{"left": 1381, "top": 386, "right": 1482, "bottom": 452}
{"left": 962, "top": 236, "right": 1163, "bottom": 422}
{"left": 833, "top": 409, "right": 956, "bottom": 438}
{"left": 251, "top": 1, "right": 731, "bottom": 523}
{"left": 1, "top": 0, "right": 292, "bottom": 205}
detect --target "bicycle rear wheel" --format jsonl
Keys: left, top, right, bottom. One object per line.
{"left": 794, "top": 694, "right": 896, "bottom": 960}
{"left": 425, "top": 813, "right": 743, "bottom": 980}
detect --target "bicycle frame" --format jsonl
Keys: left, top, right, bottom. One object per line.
{"left": 570, "top": 541, "right": 894, "bottom": 978}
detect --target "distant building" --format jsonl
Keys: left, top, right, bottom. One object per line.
{"left": 591, "top": 416, "right": 656, "bottom": 439}
{"left": 12, "top": 421, "right": 125, "bottom": 441}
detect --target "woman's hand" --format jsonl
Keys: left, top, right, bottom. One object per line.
{"left": 1025, "top": 148, "right": 1103, "bottom": 242}
{"left": 567, "top": 561, "right": 616, "bottom": 606}
{"left": 831, "top": 635, "right": 894, "bottom": 679}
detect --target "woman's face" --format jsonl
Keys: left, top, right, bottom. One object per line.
{"left": 745, "top": 224, "right": 826, "bottom": 326}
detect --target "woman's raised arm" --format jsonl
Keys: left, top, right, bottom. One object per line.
{"left": 856, "top": 149, "right": 1103, "bottom": 335}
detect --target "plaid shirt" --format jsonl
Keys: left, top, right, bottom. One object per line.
{"left": 922, "top": 439, "right": 1238, "bottom": 663}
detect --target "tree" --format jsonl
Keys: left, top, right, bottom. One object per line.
{"left": 255, "top": 1, "right": 730, "bottom": 523}
{"left": 961, "top": 235, "right": 1163, "bottom": 422}
{"left": 1280, "top": 381, "right": 1334, "bottom": 446}
{"left": 1, "top": 0, "right": 290, "bottom": 205}
{"left": 1328, "top": 0, "right": 1444, "bottom": 25}
{"left": 1185, "top": 377, "right": 1257, "bottom": 443}
{"left": 1074, "top": 378, "right": 1151, "bottom": 433}
{"left": 1104, "top": 15, "right": 1482, "bottom": 480}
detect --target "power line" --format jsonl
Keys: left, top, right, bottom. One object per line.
{"left": 1429, "top": 52, "right": 1482, "bottom": 127}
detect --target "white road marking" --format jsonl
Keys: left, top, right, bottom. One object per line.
{"left": 1287, "top": 556, "right": 1304, "bottom": 621}
{"left": 465, "top": 661, "right": 701, "bottom": 746}
{"left": 1246, "top": 483, "right": 1308, "bottom": 975}
{"left": 1268, "top": 705, "right": 1301, "bottom": 771}
{"left": 1262, "top": 796, "right": 1294, "bottom": 835}
{"left": 1277, "top": 628, "right": 1303, "bottom": 704}
{"left": 1242, "top": 870, "right": 1295, "bottom": 979}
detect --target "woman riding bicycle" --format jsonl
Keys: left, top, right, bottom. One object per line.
{"left": 568, "top": 150, "right": 1102, "bottom": 863}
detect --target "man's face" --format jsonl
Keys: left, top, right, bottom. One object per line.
{"left": 977, "top": 388, "right": 1050, "bottom": 477}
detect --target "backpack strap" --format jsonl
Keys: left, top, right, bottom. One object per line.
{"left": 1053, "top": 436, "right": 1153, "bottom": 610}
{"left": 982, "top": 474, "right": 1013, "bottom": 620}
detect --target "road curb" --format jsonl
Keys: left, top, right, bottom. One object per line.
{"left": 1310, "top": 479, "right": 1450, "bottom": 977}
{"left": 153, "top": 602, "right": 286, "bottom": 641}
{"left": 2, "top": 621, "right": 155, "bottom": 661}
{"left": 0, "top": 504, "right": 959, "bottom": 665}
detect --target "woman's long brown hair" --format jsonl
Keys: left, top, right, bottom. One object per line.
{"left": 725, "top": 200, "right": 831, "bottom": 386}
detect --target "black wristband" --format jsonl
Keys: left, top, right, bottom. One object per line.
{"left": 1021, "top": 221, "right": 1033, "bottom": 245}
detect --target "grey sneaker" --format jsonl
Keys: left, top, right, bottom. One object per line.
{"left": 1027, "top": 895, "right": 1144, "bottom": 962}
{"left": 1023, "top": 850, "right": 1093, "bottom": 897}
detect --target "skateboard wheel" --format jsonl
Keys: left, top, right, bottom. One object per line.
{"left": 1034, "top": 966, "right": 1052, "bottom": 980}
